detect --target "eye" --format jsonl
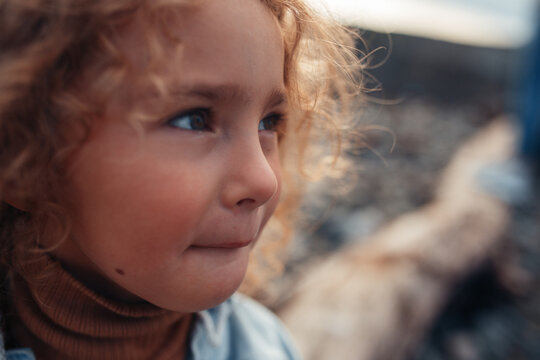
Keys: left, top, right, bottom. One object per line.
{"left": 258, "top": 113, "right": 284, "bottom": 132}
{"left": 167, "top": 109, "right": 211, "bottom": 131}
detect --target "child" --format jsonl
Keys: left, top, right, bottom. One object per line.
{"left": 0, "top": 0, "right": 363, "bottom": 358}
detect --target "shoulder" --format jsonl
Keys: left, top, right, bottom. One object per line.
{"left": 188, "top": 293, "right": 301, "bottom": 360}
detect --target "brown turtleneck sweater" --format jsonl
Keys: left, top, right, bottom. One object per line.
{"left": 7, "top": 256, "right": 192, "bottom": 360}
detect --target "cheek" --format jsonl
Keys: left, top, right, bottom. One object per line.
{"left": 264, "top": 150, "right": 282, "bottom": 220}
{"left": 66, "top": 147, "right": 216, "bottom": 270}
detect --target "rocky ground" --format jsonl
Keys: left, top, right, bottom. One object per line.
{"left": 411, "top": 178, "right": 540, "bottom": 360}
{"left": 288, "top": 92, "right": 504, "bottom": 263}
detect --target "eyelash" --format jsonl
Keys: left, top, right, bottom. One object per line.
{"left": 166, "top": 108, "right": 286, "bottom": 133}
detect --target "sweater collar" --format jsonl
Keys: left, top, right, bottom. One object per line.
{"left": 8, "top": 254, "right": 192, "bottom": 360}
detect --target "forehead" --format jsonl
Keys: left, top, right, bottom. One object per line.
{"left": 114, "top": 0, "right": 285, "bottom": 101}
{"left": 178, "top": 0, "right": 283, "bottom": 83}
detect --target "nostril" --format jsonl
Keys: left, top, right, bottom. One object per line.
{"left": 236, "top": 198, "right": 256, "bottom": 207}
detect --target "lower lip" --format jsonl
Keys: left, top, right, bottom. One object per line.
{"left": 191, "top": 239, "right": 253, "bottom": 250}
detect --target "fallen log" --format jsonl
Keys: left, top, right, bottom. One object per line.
{"left": 278, "top": 119, "right": 515, "bottom": 360}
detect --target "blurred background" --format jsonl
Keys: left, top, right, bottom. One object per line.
{"left": 268, "top": 1, "right": 540, "bottom": 359}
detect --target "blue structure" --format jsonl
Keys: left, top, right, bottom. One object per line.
{"left": 520, "top": 9, "right": 540, "bottom": 170}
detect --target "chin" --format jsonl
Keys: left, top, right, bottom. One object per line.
{"left": 196, "top": 270, "right": 248, "bottom": 310}
{"left": 152, "top": 269, "right": 248, "bottom": 313}
{"left": 161, "top": 283, "right": 243, "bottom": 313}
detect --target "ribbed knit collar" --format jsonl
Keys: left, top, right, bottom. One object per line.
{"left": 8, "top": 255, "right": 192, "bottom": 360}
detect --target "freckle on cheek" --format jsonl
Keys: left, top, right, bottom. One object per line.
{"left": 115, "top": 268, "right": 125, "bottom": 275}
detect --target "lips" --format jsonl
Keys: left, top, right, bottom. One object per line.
{"left": 191, "top": 212, "right": 265, "bottom": 249}
{"left": 191, "top": 239, "right": 253, "bottom": 249}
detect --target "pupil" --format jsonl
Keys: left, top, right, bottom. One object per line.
{"left": 191, "top": 115, "right": 204, "bottom": 129}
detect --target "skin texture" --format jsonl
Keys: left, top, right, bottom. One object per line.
{"left": 46, "top": 0, "right": 286, "bottom": 312}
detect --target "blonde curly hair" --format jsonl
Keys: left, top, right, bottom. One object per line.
{"left": 0, "top": 0, "right": 365, "bottom": 293}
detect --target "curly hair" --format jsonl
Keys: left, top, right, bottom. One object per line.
{"left": 0, "top": 0, "right": 365, "bottom": 294}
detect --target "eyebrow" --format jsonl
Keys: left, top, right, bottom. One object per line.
{"left": 267, "top": 88, "right": 288, "bottom": 109}
{"left": 171, "top": 83, "right": 288, "bottom": 109}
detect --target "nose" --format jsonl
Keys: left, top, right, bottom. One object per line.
{"left": 221, "top": 136, "right": 279, "bottom": 210}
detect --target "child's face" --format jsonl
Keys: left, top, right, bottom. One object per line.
{"left": 50, "top": 0, "right": 285, "bottom": 312}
